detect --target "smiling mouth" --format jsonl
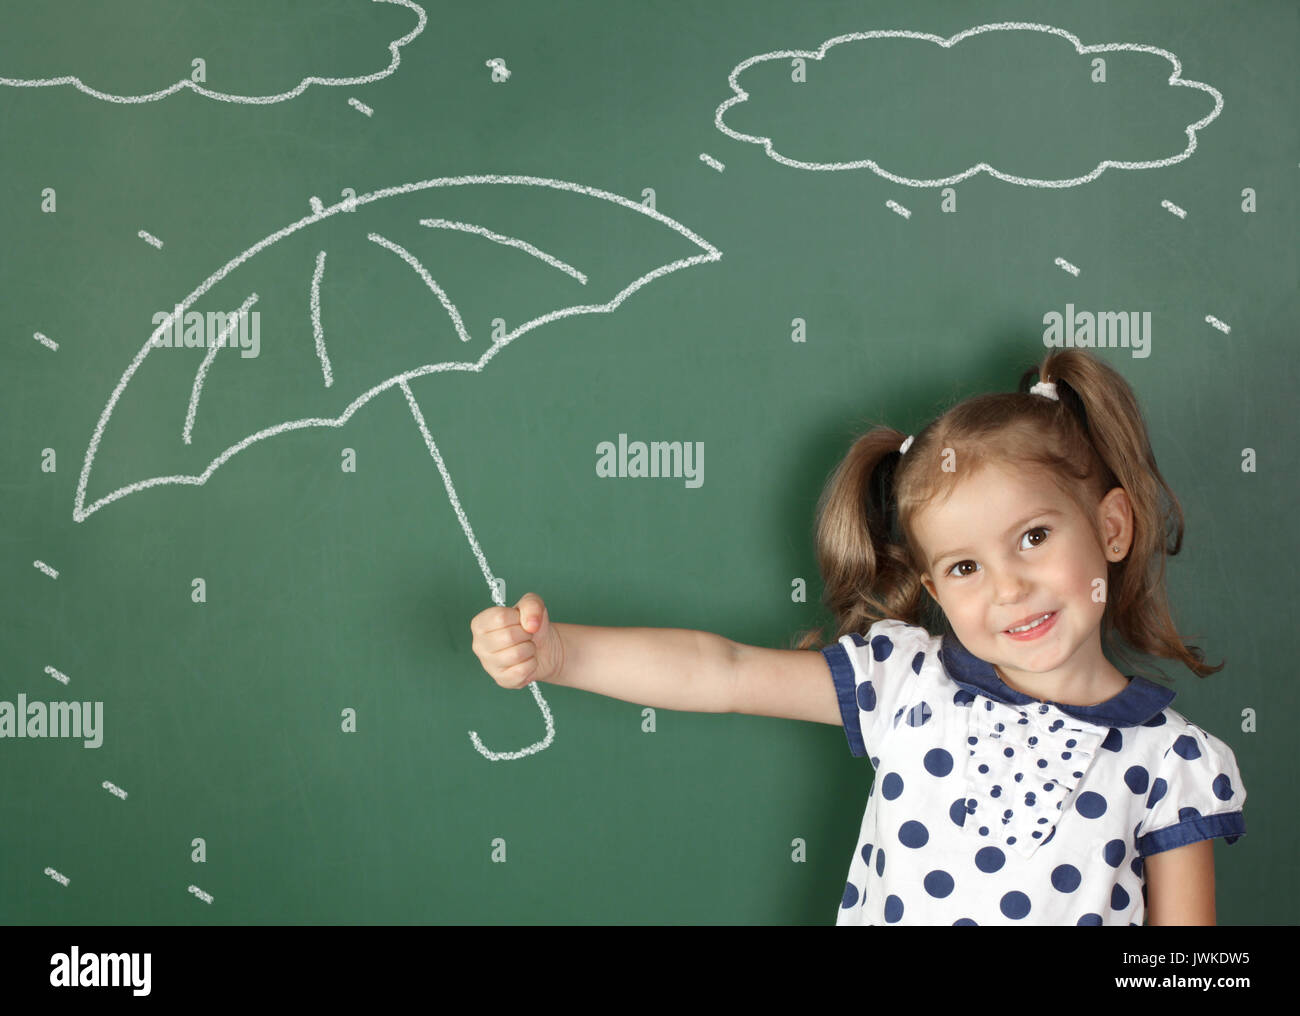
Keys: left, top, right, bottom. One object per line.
{"left": 1004, "top": 611, "right": 1056, "bottom": 634}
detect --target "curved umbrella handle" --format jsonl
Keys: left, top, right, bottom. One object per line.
{"left": 400, "top": 379, "right": 557, "bottom": 760}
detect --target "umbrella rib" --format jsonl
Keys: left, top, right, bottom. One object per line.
{"left": 397, "top": 377, "right": 556, "bottom": 761}
{"left": 310, "top": 250, "right": 333, "bottom": 387}
{"left": 182, "top": 293, "right": 259, "bottom": 445}
{"left": 417, "top": 218, "right": 587, "bottom": 285}
{"left": 367, "top": 232, "right": 472, "bottom": 343}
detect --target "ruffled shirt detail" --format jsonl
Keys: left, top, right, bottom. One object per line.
{"left": 961, "top": 697, "right": 1106, "bottom": 859}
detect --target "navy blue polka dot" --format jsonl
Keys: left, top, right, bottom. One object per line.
{"left": 1111, "top": 884, "right": 1130, "bottom": 911}
{"left": 905, "top": 702, "right": 933, "bottom": 727}
{"left": 1147, "top": 778, "right": 1168, "bottom": 808}
{"left": 1103, "top": 840, "right": 1126, "bottom": 867}
{"left": 1173, "top": 734, "right": 1201, "bottom": 760}
{"left": 882, "top": 772, "right": 904, "bottom": 800}
{"left": 1076, "top": 791, "right": 1108, "bottom": 818}
{"left": 1178, "top": 806, "right": 1202, "bottom": 822}
{"left": 1130, "top": 856, "right": 1144, "bottom": 878}
{"left": 1143, "top": 712, "right": 1167, "bottom": 728}
{"left": 1004, "top": 747, "right": 1015, "bottom": 758}
{"left": 899, "top": 821, "right": 929, "bottom": 848}
{"left": 870, "top": 634, "right": 894, "bottom": 662}
{"left": 876, "top": 847, "right": 886, "bottom": 876}
{"left": 1051, "top": 864, "right": 1081, "bottom": 892}
{"left": 990, "top": 785, "right": 1002, "bottom": 798}
{"left": 1066, "top": 739, "right": 1077, "bottom": 748}
{"left": 1000, "top": 891, "right": 1031, "bottom": 919}
{"left": 1124, "top": 765, "right": 1149, "bottom": 794}
{"left": 978, "top": 764, "right": 989, "bottom": 774}
{"left": 1213, "top": 774, "right": 1234, "bottom": 801}
{"left": 954, "top": 689, "right": 976, "bottom": 707}
{"left": 978, "top": 826, "right": 989, "bottom": 836}
{"left": 860, "top": 842, "right": 873, "bottom": 866}
{"left": 911, "top": 651, "right": 925, "bottom": 673}
{"left": 924, "top": 870, "right": 955, "bottom": 898}
{"left": 949, "top": 798, "right": 968, "bottom": 828}
{"left": 924, "top": 748, "right": 954, "bottom": 777}
{"left": 857, "top": 682, "right": 876, "bottom": 712}
{"left": 841, "top": 882, "right": 859, "bottom": 908}
{"left": 884, "top": 894, "right": 904, "bottom": 922}
{"left": 1101, "top": 729, "right": 1123, "bottom": 752}
{"left": 975, "top": 847, "right": 1006, "bottom": 873}
{"left": 953, "top": 918, "right": 978, "bottom": 926}
{"left": 1037, "top": 758, "right": 1048, "bottom": 769}
{"left": 1077, "top": 913, "right": 1103, "bottom": 926}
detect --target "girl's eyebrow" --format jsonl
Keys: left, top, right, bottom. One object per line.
{"left": 930, "top": 508, "right": 1065, "bottom": 570}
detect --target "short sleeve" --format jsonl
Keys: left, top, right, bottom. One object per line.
{"left": 1136, "top": 721, "right": 1247, "bottom": 857}
{"left": 819, "top": 620, "right": 932, "bottom": 762}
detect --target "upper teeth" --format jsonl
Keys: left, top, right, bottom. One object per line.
{"left": 1008, "top": 613, "right": 1052, "bottom": 633}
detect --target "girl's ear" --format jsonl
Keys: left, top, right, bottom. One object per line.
{"left": 920, "top": 573, "right": 939, "bottom": 604}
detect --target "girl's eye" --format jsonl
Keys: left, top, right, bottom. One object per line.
{"left": 945, "top": 527, "right": 1051, "bottom": 578}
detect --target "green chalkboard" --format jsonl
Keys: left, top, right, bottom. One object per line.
{"left": 2, "top": 0, "right": 1294, "bottom": 926}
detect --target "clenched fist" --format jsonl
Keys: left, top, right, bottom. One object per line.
{"left": 469, "top": 592, "right": 565, "bottom": 689}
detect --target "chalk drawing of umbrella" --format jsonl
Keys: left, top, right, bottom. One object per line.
{"left": 73, "top": 173, "right": 723, "bottom": 760}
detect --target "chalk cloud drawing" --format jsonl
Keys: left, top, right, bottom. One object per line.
{"left": 72, "top": 174, "right": 722, "bottom": 760}
{"left": 714, "top": 21, "right": 1224, "bottom": 188}
{"left": 0, "top": 0, "right": 426, "bottom": 105}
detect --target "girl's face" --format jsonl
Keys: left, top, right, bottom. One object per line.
{"left": 913, "top": 461, "right": 1132, "bottom": 690}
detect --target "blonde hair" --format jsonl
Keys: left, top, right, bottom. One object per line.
{"left": 792, "top": 348, "right": 1222, "bottom": 680}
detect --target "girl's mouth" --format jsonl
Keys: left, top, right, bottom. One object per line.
{"left": 1002, "top": 610, "right": 1058, "bottom": 641}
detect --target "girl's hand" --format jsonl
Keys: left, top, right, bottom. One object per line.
{"left": 469, "top": 592, "right": 565, "bottom": 689}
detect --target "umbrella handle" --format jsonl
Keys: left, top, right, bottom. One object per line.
{"left": 399, "top": 379, "right": 557, "bottom": 760}
{"left": 468, "top": 681, "right": 556, "bottom": 761}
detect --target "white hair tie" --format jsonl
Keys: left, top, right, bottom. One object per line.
{"left": 898, "top": 435, "right": 914, "bottom": 455}
{"left": 1030, "top": 380, "right": 1060, "bottom": 401}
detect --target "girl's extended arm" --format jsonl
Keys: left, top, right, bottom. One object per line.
{"left": 1144, "top": 839, "right": 1216, "bottom": 925}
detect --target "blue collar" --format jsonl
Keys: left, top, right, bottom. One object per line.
{"left": 937, "top": 633, "right": 1175, "bottom": 728}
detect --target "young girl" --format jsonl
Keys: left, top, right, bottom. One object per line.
{"left": 470, "top": 348, "right": 1246, "bottom": 926}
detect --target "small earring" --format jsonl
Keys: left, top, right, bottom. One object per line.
{"left": 1112, "top": 545, "right": 1120, "bottom": 553}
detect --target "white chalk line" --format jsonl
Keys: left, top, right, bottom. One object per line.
{"left": 310, "top": 251, "right": 333, "bottom": 387}
{"left": 182, "top": 294, "right": 259, "bottom": 445}
{"left": 74, "top": 174, "right": 721, "bottom": 524}
{"left": 348, "top": 97, "right": 374, "bottom": 117}
{"left": 188, "top": 884, "right": 213, "bottom": 903}
{"left": 45, "top": 665, "right": 70, "bottom": 685}
{"left": 44, "top": 867, "right": 69, "bottom": 887}
{"left": 1162, "top": 199, "right": 1187, "bottom": 218}
{"left": 102, "top": 780, "right": 127, "bottom": 799}
{"left": 368, "top": 233, "right": 471, "bottom": 342}
{"left": 138, "top": 230, "right": 163, "bottom": 249}
{"left": 34, "top": 560, "right": 58, "bottom": 579}
{"left": 699, "top": 153, "right": 725, "bottom": 172}
{"left": 399, "top": 378, "right": 555, "bottom": 760}
{"left": 34, "top": 331, "right": 58, "bottom": 351}
{"left": 0, "top": 0, "right": 428, "bottom": 105}
{"left": 1205, "top": 315, "right": 1230, "bottom": 334}
{"left": 1055, "top": 257, "right": 1080, "bottom": 276}
{"left": 714, "top": 22, "right": 1224, "bottom": 187}
{"left": 310, "top": 196, "right": 324, "bottom": 214}
{"left": 886, "top": 199, "right": 911, "bottom": 219}
{"left": 418, "top": 217, "right": 588, "bottom": 284}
